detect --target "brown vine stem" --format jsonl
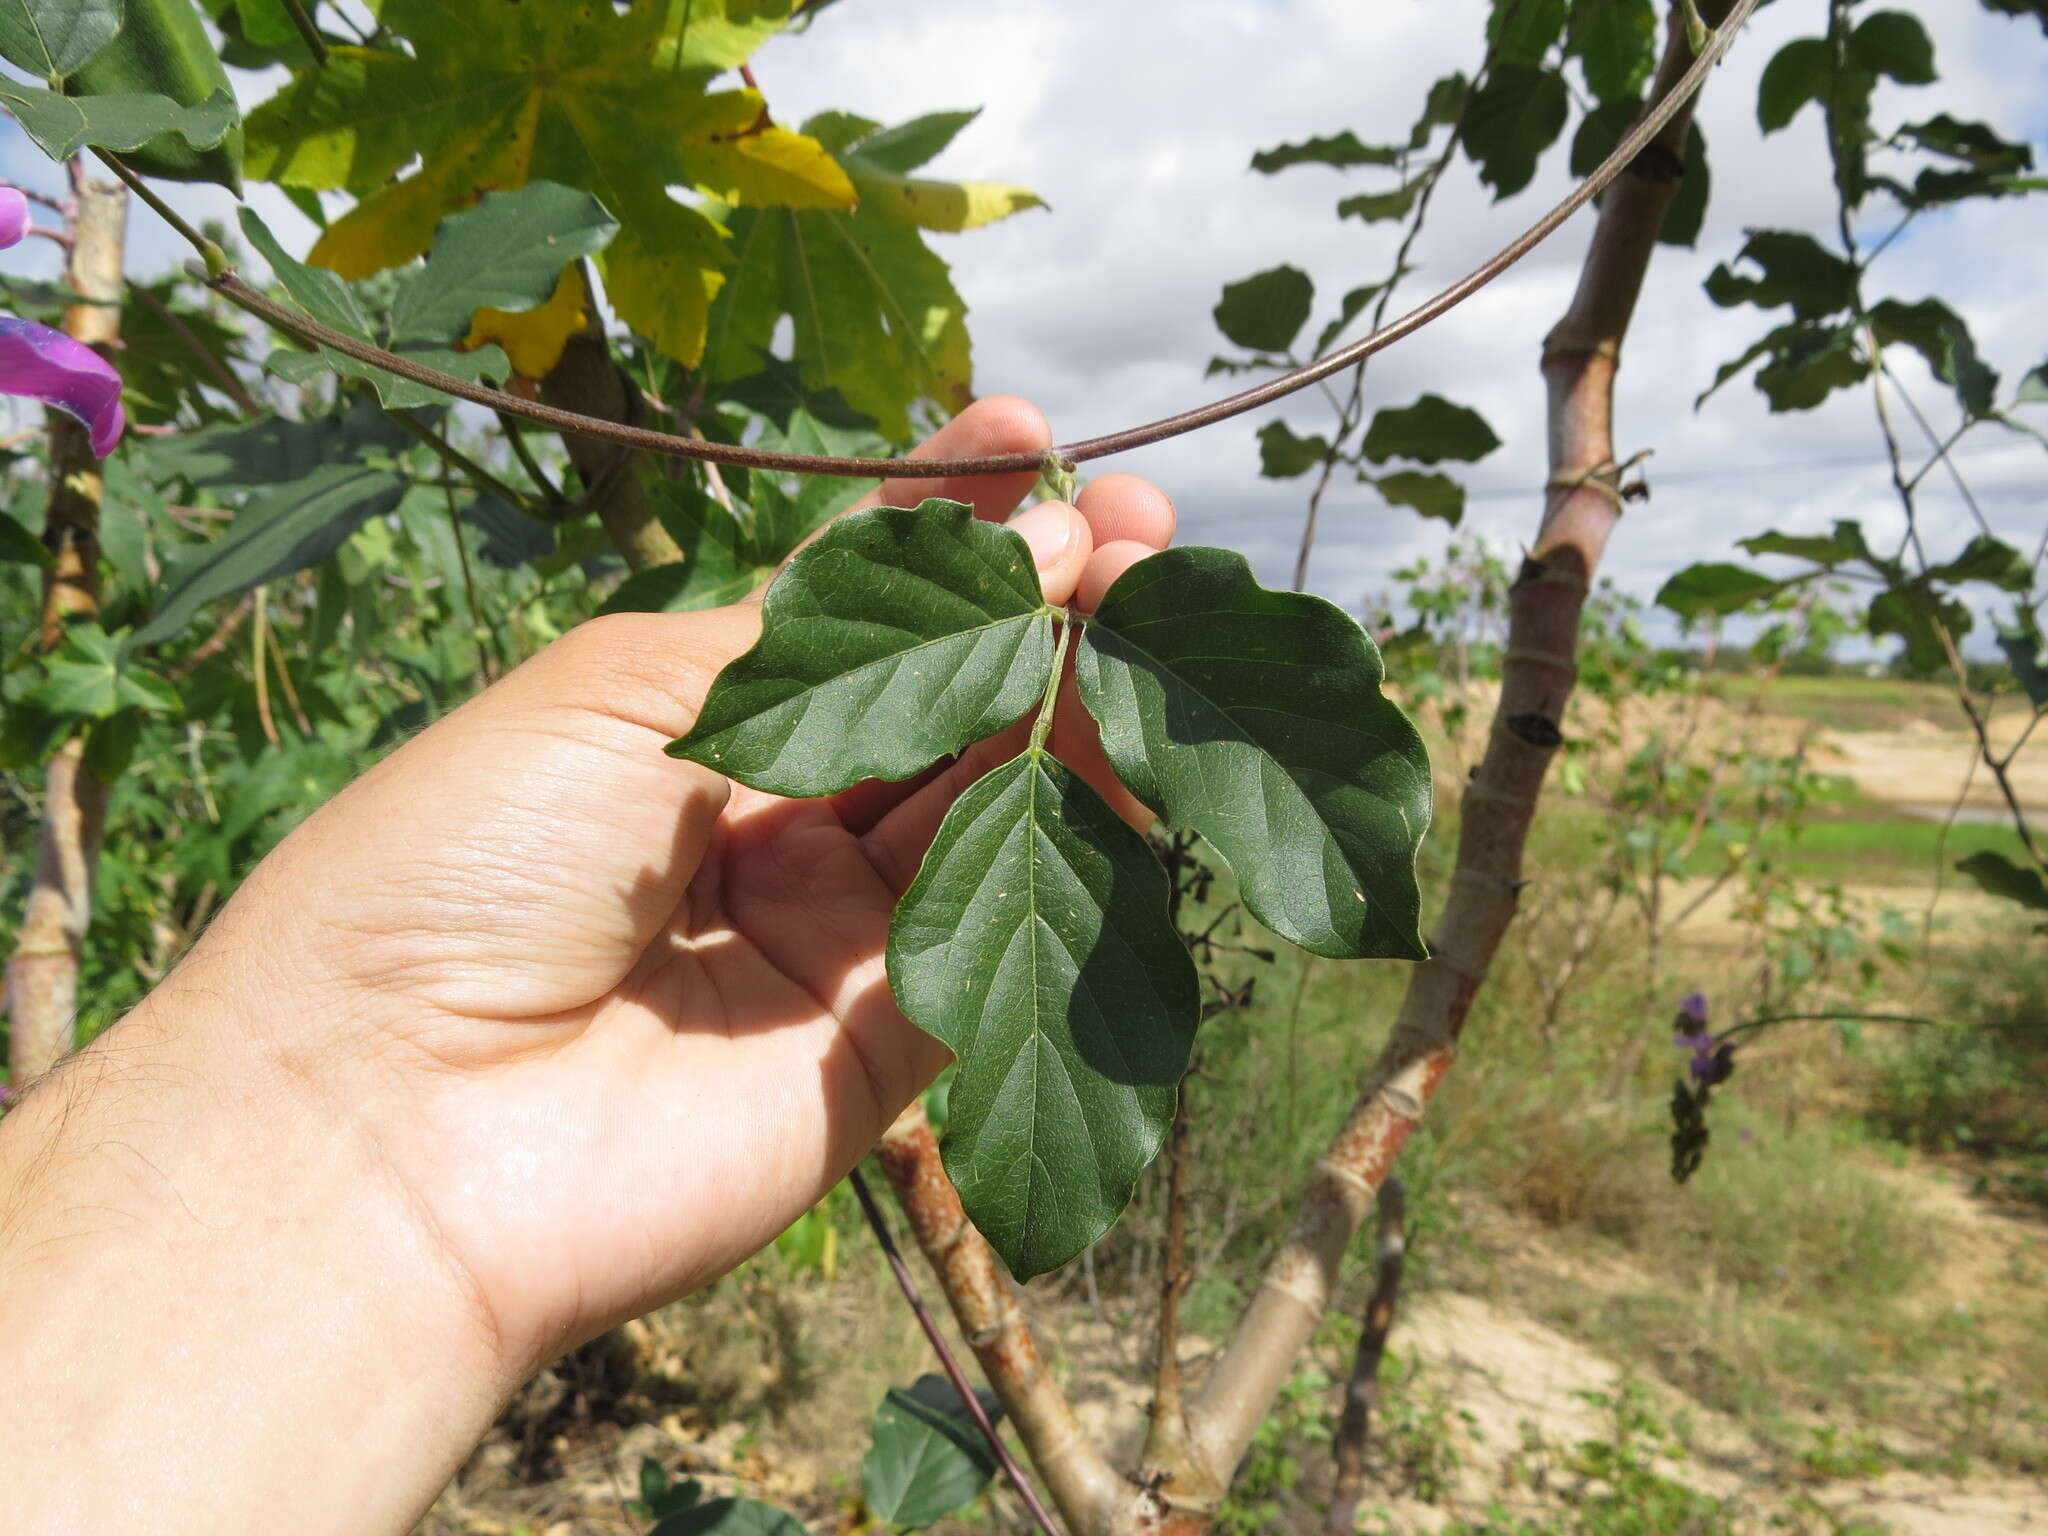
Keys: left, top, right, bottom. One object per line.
{"left": 848, "top": 1168, "right": 1066, "bottom": 1536}
{"left": 123, "top": 0, "right": 1758, "bottom": 486}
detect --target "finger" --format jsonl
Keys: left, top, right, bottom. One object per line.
{"left": 866, "top": 394, "right": 1051, "bottom": 519}
{"left": 1077, "top": 537, "right": 1164, "bottom": 614}
{"left": 766, "top": 396, "right": 1055, "bottom": 593}
{"left": 1075, "top": 473, "right": 1176, "bottom": 554}
{"left": 1004, "top": 500, "right": 1093, "bottom": 606}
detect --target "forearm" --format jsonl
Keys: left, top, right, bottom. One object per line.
{"left": 0, "top": 994, "right": 506, "bottom": 1535}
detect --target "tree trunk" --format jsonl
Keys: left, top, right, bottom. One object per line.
{"left": 6, "top": 173, "right": 128, "bottom": 1088}
{"left": 1182, "top": 8, "right": 1724, "bottom": 1507}
{"left": 537, "top": 271, "right": 682, "bottom": 572}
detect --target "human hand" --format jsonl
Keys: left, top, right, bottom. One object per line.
{"left": 0, "top": 398, "right": 1175, "bottom": 1532}
{"left": 176, "top": 397, "right": 1176, "bottom": 1340}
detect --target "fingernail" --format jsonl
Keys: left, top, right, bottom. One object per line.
{"left": 1010, "top": 503, "right": 1078, "bottom": 570}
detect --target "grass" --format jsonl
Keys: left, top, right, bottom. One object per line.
{"left": 1703, "top": 673, "right": 2022, "bottom": 734}
{"left": 1689, "top": 809, "right": 2033, "bottom": 887}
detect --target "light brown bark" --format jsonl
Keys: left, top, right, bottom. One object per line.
{"left": 6, "top": 175, "right": 128, "bottom": 1088}
{"left": 1181, "top": 9, "right": 1723, "bottom": 1503}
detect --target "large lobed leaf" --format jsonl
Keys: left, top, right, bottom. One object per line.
{"left": 666, "top": 500, "right": 1054, "bottom": 797}
{"left": 243, "top": 0, "right": 844, "bottom": 369}
{"left": 1076, "top": 548, "right": 1433, "bottom": 960}
{"left": 889, "top": 748, "right": 1200, "bottom": 1278}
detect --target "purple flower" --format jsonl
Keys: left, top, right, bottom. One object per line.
{"left": 1674, "top": 1029, "right": 1719, "bottom": 1083}
{"left": 0, "top": 318, "right": 126, "bottom": 456}
{"left": 0, "top": 188, "right": 27, "bottom": 250}
{"left": 0, "top": 186, "right": 125, "bottom": 458}
{"left": 1679, "top": 992, "right": 1708, "bottom": 1026}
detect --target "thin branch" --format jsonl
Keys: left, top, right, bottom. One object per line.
{"left": 1137, "top": 1082, "right": 1201, "bottom": 1485}
{"left": 276, "top": 0, "right": 329, "bottom": 65}
{"left": 125, "top": 278, "right": 262, "bottom": 414}
{"left": 441, "top": 464, "right": 498, "bottom": 686}
{"left": 251, "top": 585, "right": 280, "bottom": 747}
{"left": 495, "top": 410, "right": 565, "bottom": 507}
{"left": 1325, "top": 1177, "right": 1407, "bottom": 1536}
{"left": 848, "top": 1169, "right": 1065, "bottom": 1536}
{"left": 384, "top": 408, "right": 540, "bottom": 516}
{"left": 108, "top": 7, "right": 1755, "bottom": 483}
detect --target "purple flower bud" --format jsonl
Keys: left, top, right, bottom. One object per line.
{"left": 0, "top": 316, "right": 125, "bottom": 457}
{"left": 1679, "top": 992, "right": 1708, "bottom": 1026}
{"left": 0, "top": 188, "right": 27, "bottom": 252}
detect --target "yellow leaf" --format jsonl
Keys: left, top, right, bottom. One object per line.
{"left": 465, "top": 264, "right": 589, "bottom": 381}
{"left": 604, "top": 200, "right": 728, "bottom": 367}
{"left": 852, "top": 172, "right": 1047, "bottom": 233}
{"left": 310, "top": 97, "right": 540, "bottom": 278}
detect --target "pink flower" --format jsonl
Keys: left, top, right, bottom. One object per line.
{"left": 0, "top": 186, "right": 125, "bottom": 458}
{"left": 0, "top": 188, "right": 27, "bottom": 249}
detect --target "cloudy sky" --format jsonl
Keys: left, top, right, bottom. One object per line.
{"left": 5, "top": 0, "right": 2044, "bottom": 645}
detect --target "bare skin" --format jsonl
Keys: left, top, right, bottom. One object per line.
{"left": 0, "top": 398, "right": 1177, "bottom": 1533}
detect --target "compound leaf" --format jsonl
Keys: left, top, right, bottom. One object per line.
{"left": 666, "top": 500, "right": 1054, "bottom": 797}
{"left": 1076, "top": 548, "right": 1432, "bottom": 960}
{"left": 889, "top": 748, "right": 1200, "bottom": 1278}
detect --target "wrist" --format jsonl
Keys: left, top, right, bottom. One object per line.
{"left": 0, "top": 990, "right": 510, "bottom": 1534}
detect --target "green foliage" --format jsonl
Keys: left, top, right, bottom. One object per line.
{"left": 1362, "top": 393, "right": 1502, "bottom": 465}
{"left": 672, "top": 504, "right": 1430, "bottom": 1274}
{"left": 0, "top": 0, "right": 119, "bottom": 77}
{"left": 1213, "top": 265, "right": 1315, "bottom": 354}
{"left": 387, "top": 184, "right": 619, "bottom": 347}
{"left": 1463, "top": 62, "right": 1569, "bottom": 198}
{"left": 666, "top": 501, "right": 1055, "bottom": 799}
{"left": 0, "top": 75, "right": 236, "bottom": 164}
{"left": 60, "top": 0, "right": 243, "bottom": 188}
{"left": 1078, "top": 546, "right": 1432, "bottom": 960}
{"left": 130, "top": 464, "right": 407, "bottom": 650}
{"left": 860, "top": 1375, "right": 1003, "bottom": 1527}
{"left": 890, "top": 748, "right": 1200, "bottom": 1277}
